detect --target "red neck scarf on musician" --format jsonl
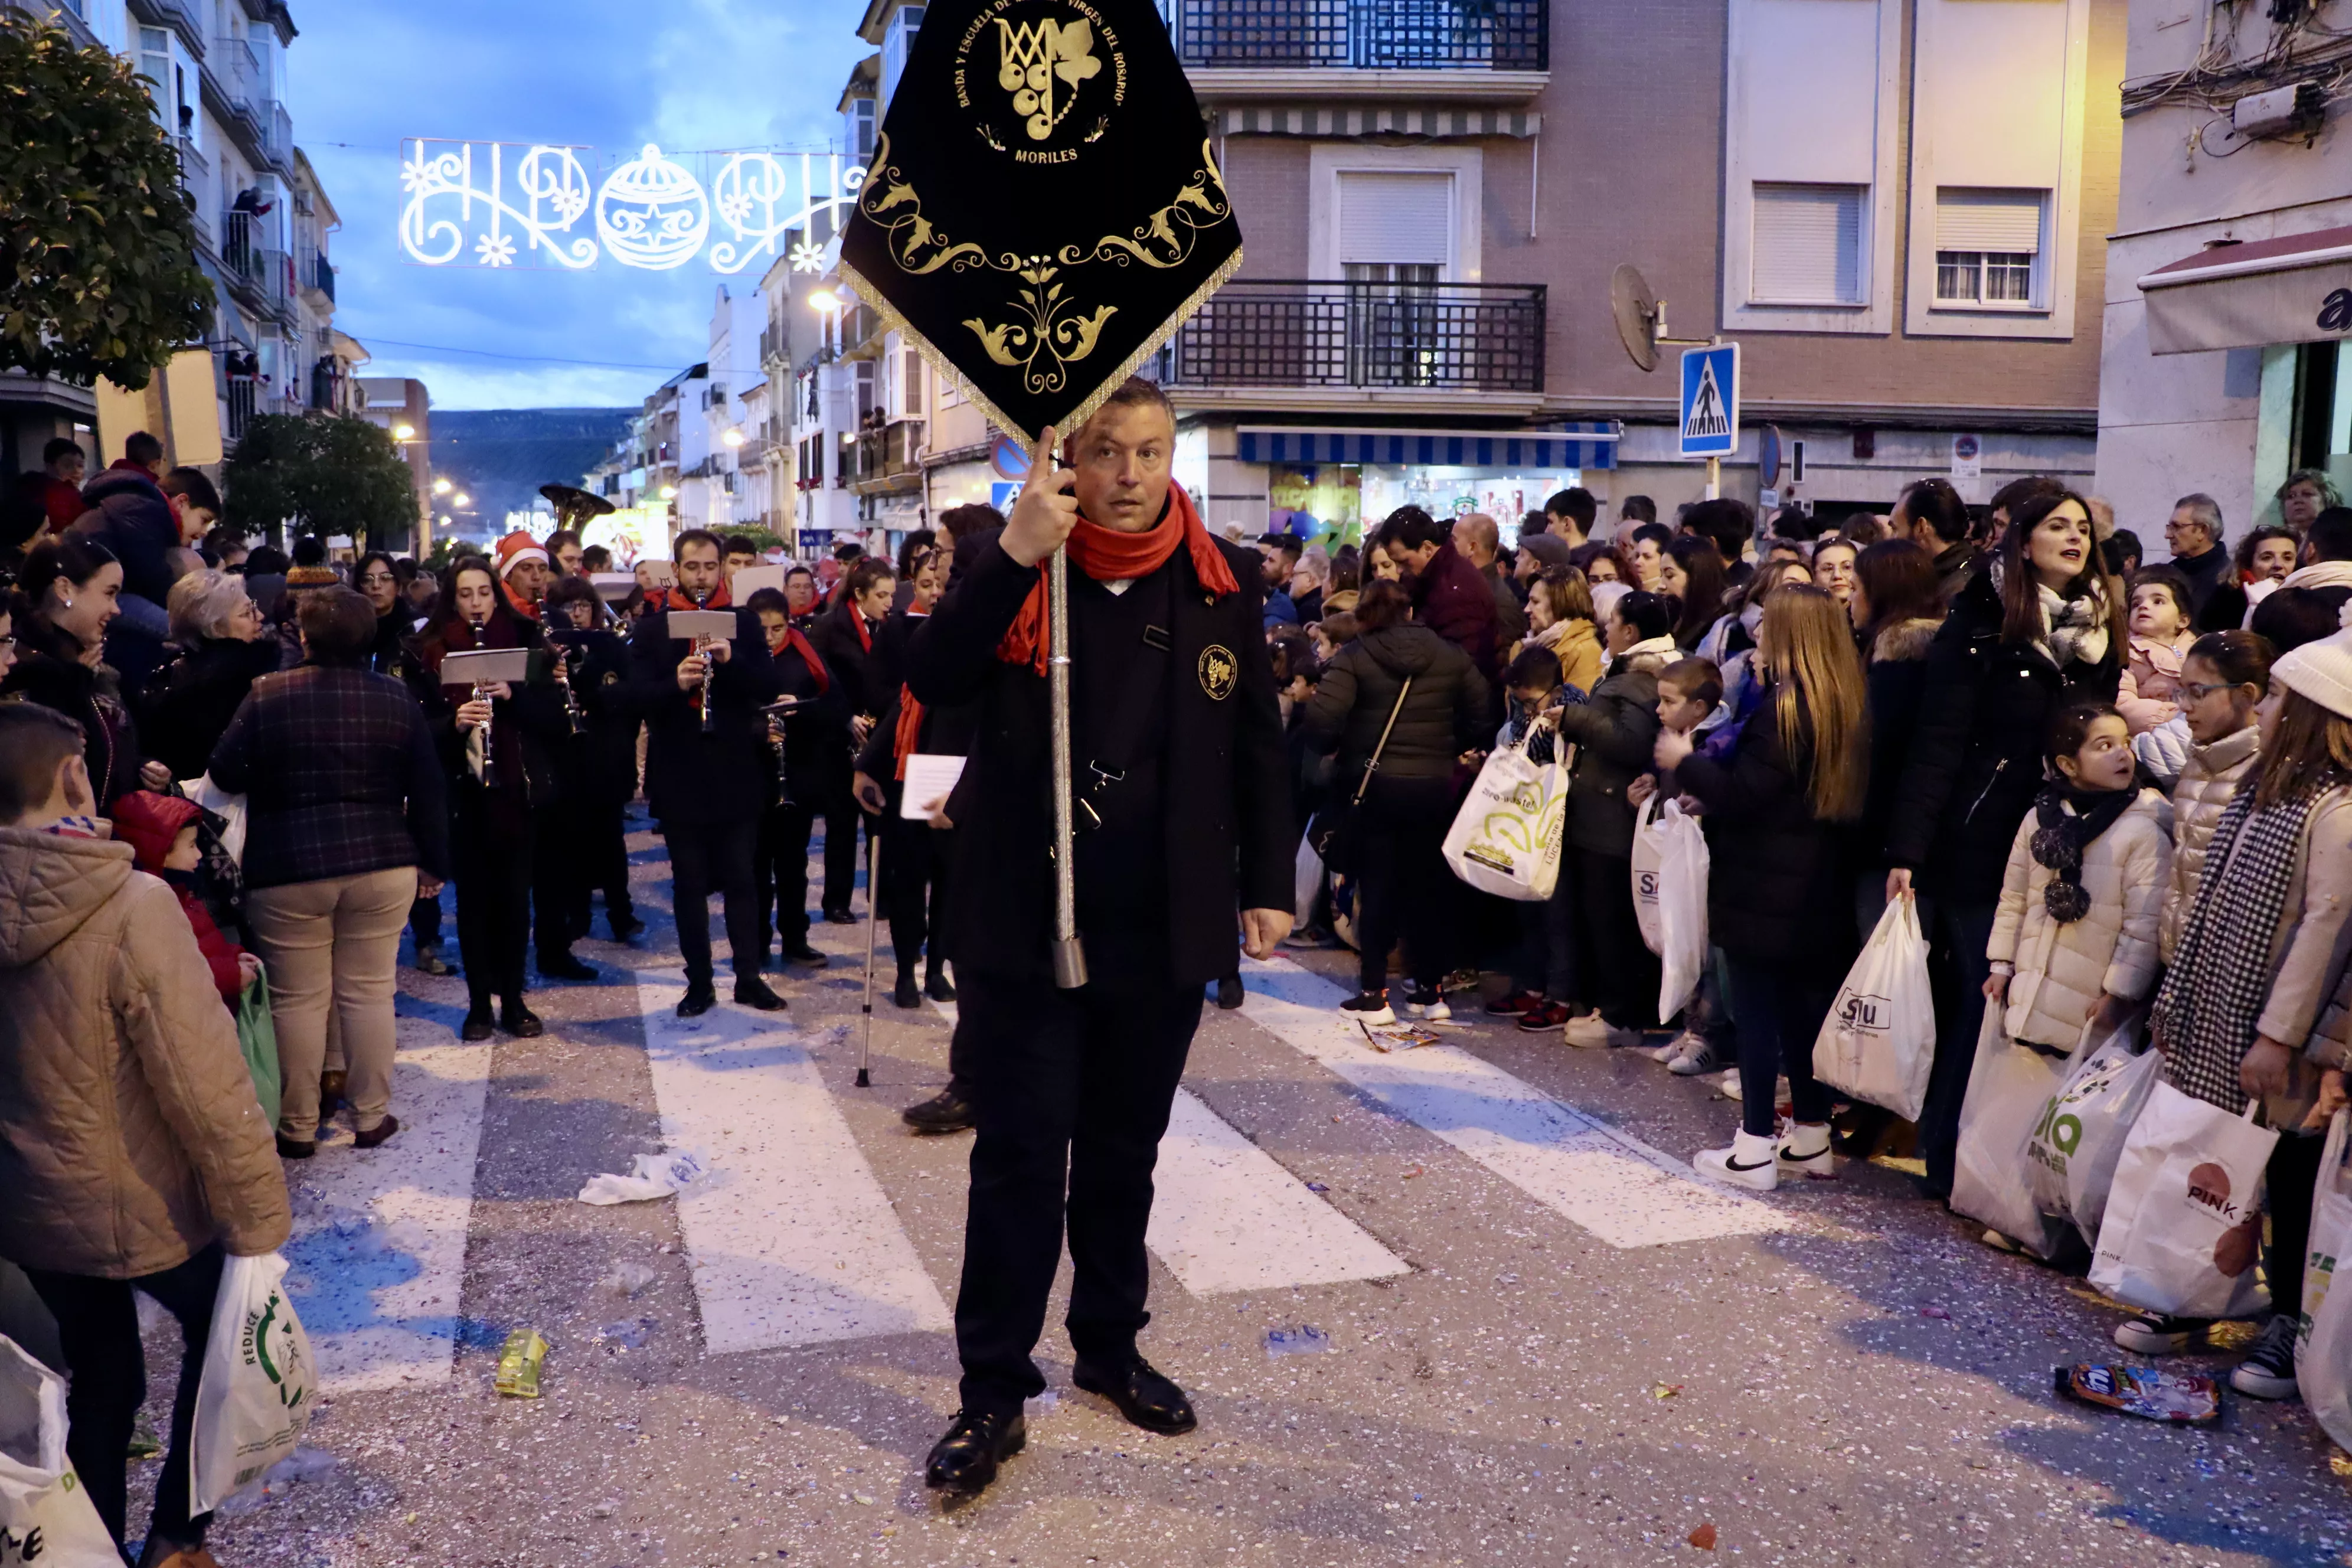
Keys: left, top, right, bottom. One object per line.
{"left": 654, "top": 581, "right": 731, "bottom": 613}
{"left": 498, "top": 575, "right": 541, "bottom": 623}
{"left": 888, "top": 601, "right": 935, "bottom": 780}
{"left": 424, "top": 601, "right": 523, "bottom": 682}
{"left": 763, "top": 619, "right": 830, "bottom": 695}
{"left": 995, "top": 480, "right": 1236, "bottom": 675}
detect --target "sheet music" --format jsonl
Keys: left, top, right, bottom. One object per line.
{"left": 900, "top": 754, "right": 966, "bottom": 821}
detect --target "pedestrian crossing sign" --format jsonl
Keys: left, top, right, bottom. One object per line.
{"left": 1678, "top": 343, "right": 1739, "bottom": 459}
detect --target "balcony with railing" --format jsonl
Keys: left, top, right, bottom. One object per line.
{"left": 210, "top": 34, "right": 260, "bottom": 127}
{"left": 261, "top": 248, "right": 296, "bottom": 324}
{"left": 1172, "top": 0, "right": 1546, "bottom": 76}
{"left": 850, "top": 417, "right": 925, "bottom": 494}
{"left": 218, "top": 208, "right": 265, "bottom": 298}
{"left": 1157, "top": 279, "right": 1545, "bottom": 396}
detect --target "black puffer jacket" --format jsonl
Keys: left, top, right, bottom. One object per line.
{"left": 1854, "top": 616, "right": 1940, "bottom": 876}
{"left": 1550, "top": 639, "right": 1675, "bottom": 857}
{"left": 1674, "top": 694, "right": 1856, "bottom": 964}
{"left": 1301, "top": 623, "right": 1488, "bottom": 785}
{"left": 1882, "top": 570, "right": 2121, "bottom": 904}
{"left": 135, "top": 635, "right": 283, "bottom": 781}
{"left": 1, "top": 623, "right": 148, "bottom": 806}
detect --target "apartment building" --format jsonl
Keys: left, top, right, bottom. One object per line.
{"left": 0, "top": 0, "right": 345, "bottom": 478}
{"left": 2093, "top": 0, "right": 2352, "bottom": 535}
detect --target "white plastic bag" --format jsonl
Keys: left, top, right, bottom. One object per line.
{"left": 1630, "top": 795, "right": 1667, "bottom": 955}
{"left": 1441, "top": 742, "right": 1565, "bottom": 901}
{"left": 2298, "top": 1111, "right": 2352, "bottom": 1452}
{"left": 1951, "top": 1005, "right": 2077, "bottom": 1259}
{"left": 1651, "top": 800, "right": 1709, "bottom": 1021}
{"left": 2024, "top": 1020, "right": 2161, "bottom": 1244}
{"left": 1812, "top": 893, "right": 1936, "bottom": 1120}
{"left": 0, "top": 1335, "right": 122, "bottom": 1567}
{"left": 178, "top": 773, "right": 247, "bottom": 866}
{"left": 578, "top": 1149, "right": 710, "bottom": 1206}
{"left": 187, "top": 1253, "right": 316, "bottom": 1515}
{"left": 2089, "top": 1084, "right": 2277, "bottom": 1321}
{"left": 1292, "top": 837, "right": 1323, "bottom": 926}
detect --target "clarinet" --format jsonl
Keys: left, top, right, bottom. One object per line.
{"left": 554, "top": 635, "right": 587, "bottom": 737}
{"left": 469, "top": 610, "right": 498, "bottom": 788}
{"left": 695, "top": 590, "right": 718, "bottom": 734}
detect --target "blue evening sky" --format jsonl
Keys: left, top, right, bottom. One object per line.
{"left": 282, "top": 0, "right": 871, "bottom": 409}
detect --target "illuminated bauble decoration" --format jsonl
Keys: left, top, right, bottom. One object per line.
{"left": 594, "top": 144, "right": 710, "bottom": 271}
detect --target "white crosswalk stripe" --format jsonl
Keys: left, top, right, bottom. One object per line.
{"left": 282, "top": 1014, "right": 491, "bottom": 1393}
{"left": 1236, "top": 955, "right": 1794, "bottom": 1249}
{"left": 632, "top": 969, "right": 954, "bottom": 1354}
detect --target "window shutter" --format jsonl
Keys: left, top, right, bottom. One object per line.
{"left": 1935, "top": 188, "right": 2044, "bottom": 254}
{"left": 1336, "top": 172, "right": 1453, "bottom": 268}
{"left": 1750, "top": 183, "right": 1863, "bottom": 305}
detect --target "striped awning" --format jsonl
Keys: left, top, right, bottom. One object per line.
{"left": 1214, "top": 106, "right": 1541, "bottom": 139}
{"left": 1236, "top": 422, "right": 1617, "bottom": 470}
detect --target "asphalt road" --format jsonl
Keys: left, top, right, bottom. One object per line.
{"left": 123, "top": 820, "right": 2352, "bottom": 1567}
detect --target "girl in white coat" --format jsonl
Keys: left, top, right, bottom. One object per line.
{"left": 1985, "top": 703, "right": 2173, "bottom": 1059}
{"left": 2158, "top": 630, "right": 2271, "bottom": 966}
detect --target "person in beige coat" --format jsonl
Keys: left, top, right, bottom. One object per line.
{"left": 0, "top": 703, "right": 291, "bottom": 1568}
{"left": 1985, "top": 703, "right": 2173, "bottom": 1056}
{"left": 2158, "top": 630, "right": 2272, "bottom": 965}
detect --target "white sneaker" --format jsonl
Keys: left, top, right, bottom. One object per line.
{"left": 1694, "top": 1129, "right": 1781, "bottom": 1191}
{"left": 1405, "top": 986, "right": 1451, "bottom": 1021}
{"left": 1602, "top": 1023, "right": 1647, "bottom": 1050}
{"left": 1647, "top": 1030, "right": 1700, "bottom": 1063}
{"left": 1776, "top": 1121, "right": 1835, "bottom": 1180}
{"left": 1713, "top": 1068, "right": 1742, "bottom": 1100}
{"left": 1563, "top": 1012, "right": 1610, "bottom": 1048}
{"left": 1668, "top": 1038, "right": 1722, "bottom": 1076}
{"left": 1340, "top": 991, "right": 1395, "bottom": 1027}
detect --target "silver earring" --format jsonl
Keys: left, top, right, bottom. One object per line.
{"left": 59, "top": 595, "right": 73, "bottom": 610}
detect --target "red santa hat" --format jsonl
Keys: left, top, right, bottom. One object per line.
{"left": 494, "top": 530, "right": 549, "bottom": 578}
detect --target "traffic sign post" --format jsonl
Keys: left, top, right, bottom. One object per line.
{"left": 1679, "top": 340, "right": 1740, "bottom": 500}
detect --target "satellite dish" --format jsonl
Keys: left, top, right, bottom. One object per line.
{"left": 1611, "top": 263, "right": 1661, "bottom": 374}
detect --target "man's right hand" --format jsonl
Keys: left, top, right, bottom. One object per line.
{"left": 852, "top": 770, "right": 887, "bottom": 814}
{"left": 1000, "top": 426, "right": 1079, "bottom": 567}
{"left": 1886, "top": 867, "right": 1913, "bottom": 903}
{"left": 676, "top": 651, "right": 708, "bottom": 692}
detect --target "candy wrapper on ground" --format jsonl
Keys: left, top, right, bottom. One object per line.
{"left": 2054, "top": 1363, "right": 2221, "bottom": 1424}
{"left": 494, "top": 1328, "right": 549, "bottom": 1398}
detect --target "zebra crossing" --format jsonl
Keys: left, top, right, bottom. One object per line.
{"left": 282, "top": 875, "right": 1784, "bottom": 1390}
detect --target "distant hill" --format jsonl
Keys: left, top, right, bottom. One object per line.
{"left": 428, "top": 408, "right": 633, "bottom": 533}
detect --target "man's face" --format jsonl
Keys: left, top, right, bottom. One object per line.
{"left": 1067, "top": 401, "right": 1174, "bottom": 534}
{"left": 1391, "top": 538, "right": 1441, "bottom": 577}
{"left": 554, "top": 541, "right": 584, "bottom": 576}
{"left": 49, "top": 452, "right": 84, "bottom": 486}
{"left": 1256, "top": 543, "right": 1286, "bottom": 586}
{"left": 1451, "top": 519, "right": 1492, "bottom": 568}
{"left": 508, "top": 557, "right": 550, "bottom": 605}
{"left": 2164, "top": 506, "right": 2213, "bottom": 560}
{"left": 785, "top": 574, "right": 816, "bottom": 614}
{"left": 723, "top": 549, "right": 756, "bottom": 582}
{"left": 675, "top": 543, "right": 723, "bottom": 599}
{"left": 168, "top": 496, "right": 213, "bottom": 546}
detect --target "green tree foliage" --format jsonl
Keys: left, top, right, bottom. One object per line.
{"left": 224, "top": 414, "right": 421, "bottom": 549}
{"left": 0, "top": 15, "right": 214, "bottom": 388}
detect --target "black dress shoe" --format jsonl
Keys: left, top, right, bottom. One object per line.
{"left": 499, "top": 1003, "right": 544, "bottom": 1038}
{"left": 1073, "top": 1356, "right": 1197, "bottom": 1435}
{"left": 353, "top": 1113, "right": 400, "bottom": 1150}
{"left": 824, "top": 907, "right": 858, "bottom": 926}
{"left": 733, "top": 977, "right": 788, "bottom": 1011}
{"left": 923, "top": 1409, "right": 1025, "bottom": 1494}
{"left": 677, "top": 985, "right": 717, "bottom": 1018}
{"left": 460, "top": 1007, "right": 495, "bottom": 1041}
{"left": 893, "top": 972, "right": 922, "bottom": 1008}
{"left": 901, "top": 1089, "right": 975, "bottom": 1134}
{"left": 780, "top": 939, "right": 827, "bottom": 965}
{"left": 609, "top": 914, "right": 646, "bottom": 943}
{"left": 275, "top": 1133, "right": 316, "bottom": 1160}
{"left": 538, "top": 954, "right": 599, "bottom": 982}
{"left": 925, "top": 969, "right": 956, "bottom": 1002}
{"left": 1214, "top": 975, "right": 1244, "bottom": 1010}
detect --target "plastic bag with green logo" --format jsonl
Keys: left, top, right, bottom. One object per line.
{"left": 235, "top": 974, "right": 281, "bottom": 1129}
{"left": 0, "top": 1334, "right": 122, "bottom": 1566}
{"left": 2024, "top": 1016, "right": 2160, "bottom": 1245}
{"left": 188, "top": 1253, "right": 315, "bottom": 1513}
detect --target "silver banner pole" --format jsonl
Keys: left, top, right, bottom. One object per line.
{"left": 1048, "top": 542, "right": 1087, "bottom": 989}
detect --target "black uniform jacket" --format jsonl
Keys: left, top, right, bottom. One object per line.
{"left": 906, "top": 531, "right": 1295, "bottom": 986}
{"left": 620, "top": 605, "right": 782, "bottom": 825}
{"left": 808, "top": 600, "right": 880, "bottom": 718}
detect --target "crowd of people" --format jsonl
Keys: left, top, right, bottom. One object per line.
{"left": 5, "top": 423, "right": 2352, "bottom": 1559}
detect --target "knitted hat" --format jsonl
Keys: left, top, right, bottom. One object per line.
{"left": 495, "top": 530, "right": 549, "bottom": 579}
{"left": 2271, "top": 602, "right": 2352, "bottom": 720}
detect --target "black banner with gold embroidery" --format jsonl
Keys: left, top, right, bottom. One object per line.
{"left": 838, "top": 0, "right": 1240, "bottom": 444}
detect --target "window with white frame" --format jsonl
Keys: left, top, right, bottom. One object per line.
{"left": 1335, "top": 171, "right": 1452, "bottom": 279}
{"left": 1750, "top": 182, "right": 1864, "bottom": 305}
{"left": 1932, "top": 188, "right": 2045, "bottom": 307}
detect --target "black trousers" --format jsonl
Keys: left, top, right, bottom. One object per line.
{"left": 759, "top": 801, "right": 816, "bottom": 948}
{"left": 884, "top": 813, "right": 952, "bottom": 981}
{"left": 955, "top": 965, "right": 1202, "bottom": 1415}
{"left": 530, "top": 801, "right": 580, "bottom": 962}
{"left": 2268, "top": 1128, "right": 2328, "bottom": 1320}
{"left": 563, "top": 797, "right": 634, "bottom": 936}
{"left": 409, "top": 891, "right": 443, "bottom": 952}
{"left": 454, "top": 798, "right": 533, "bottom": 1010}
{"left": 1352, "top": 775, "right": 1456, "bottom": 995}
{"left": 1723, "top": 952, "right": 1839, "bottom": 1138}
{"left": 1571, "top": 847, "right": 1659, "bottom": 1028}
{"left": 26, "top": 1243, "right": 223, "bottom": 1553}
{"left": 667, "top": 815, "right": 762, "bottom": 988}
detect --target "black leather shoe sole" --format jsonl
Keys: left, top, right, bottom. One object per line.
{"left": 275, "top": 1134, "right": 316, "bottom": 1160}
{"left": 781, "top": 943, "right": 827, "bottom": 965}
{"left": 500, "top": 1008, "right": 544, "bottom": 1038}
{"left": 733, "top": 983, "right": 789, "bottom": 1012}
{"left": 925, "top": 972, "right": 956, "bottom": 1001}
{"left": 460, "top": 1010, "right": 495, "bottom": 1042}
{"left": 609, "top": 918, "right": 645, "bottom": 942}
{"left": 538, "top": 958, "right": 599, "bottom": 982}
{"left": 901, "top": 1094, "right": 975, "bottom": 1134}
{"left": 1072, "top": 1362, "right": 1198, "bottom": 1435}
{"left": 354, "top": 1113, "right": 400, "bottom": 1150}
{"left": 893, "top": 976, "right": 922, "bottom": 1008}
{"left": 924, "top": 1413, "right": 1026, "bottom": 1494}
{"left": 823, "top": 909, "right": 858, "bottom": 925}
{"left": 677, "top": 989, "right": 717, "bottom": 1018}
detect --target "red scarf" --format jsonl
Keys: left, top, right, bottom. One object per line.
{"left": 851, "top": 607, "right": 873, "bottom": 654}
{"left": 425, "top": 607, "right": 521, "bottom": 685}
{"left": 892, "top": 694, "right": 926, "bottom": 780}
{"left": 996, "top": 482, "right": 1236, "bottom": 674}
{"left": 654, "top": 582, "right": 731, "bottom": 613}
{"left": 764, "top": 623, "right": 831, "bottom": 694}
{"left": 498, "top": 576, "right": 542, "bottom": 623}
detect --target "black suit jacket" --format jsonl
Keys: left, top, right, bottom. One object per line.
{"left": 620, "top": 606, "right": 782, "bottom": 824}
{"left": 906, "top": 534, "right": 1295, "bottom": 985}
{"left": 808, "top": 601, "right": 880, "bottom": 717}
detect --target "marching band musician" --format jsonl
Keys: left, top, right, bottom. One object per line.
{"left": 808, "top": 557, "right": 896, "bottom": 925}
{"left": 491, "top": 531, "right": 599, "bottom": 985}
{"left": 747, "top": 585, "right": 850, "bottom": 970}
{"left": 852, "top": 544, "right": 956, "bottom": 1009}
{"left": 619, "top": 529, "right": 788, "bottom": 1018}
{"left": 541, "top": 574, "right": 643, "bottom": 947}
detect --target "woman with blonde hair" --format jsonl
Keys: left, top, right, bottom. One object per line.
{"left": 1655, "top": 584, "right": 1868, "bottom": 1190}
{"left": 1523, "top": 566, "right": 1602, "bottom": 692}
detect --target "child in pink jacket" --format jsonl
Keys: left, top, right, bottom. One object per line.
{"left": 2116, "top": 567, "right": 2199, "bottom": 734}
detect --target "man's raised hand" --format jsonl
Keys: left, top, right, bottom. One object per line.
{"left": 1001, "top": 426, "right": 1080, "bottom": 568}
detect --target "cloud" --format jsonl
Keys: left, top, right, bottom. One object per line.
{"left": 283, "top": 0, "right": 868, "bottom": 413}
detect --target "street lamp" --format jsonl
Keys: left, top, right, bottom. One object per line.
{"left": 394, "top": 423, "right": 416, "bottom": 441}
{"left": 658, "top": 484, "right": 678, "bottom": 501}
{"left": 453, "top": 492, "right": 472, "bottom": 508}
{"left": 433, "top": 476, "right": 452, "bottom": 495}
{"left": 723, "top": 427, "right": 745, "bottom": 449}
